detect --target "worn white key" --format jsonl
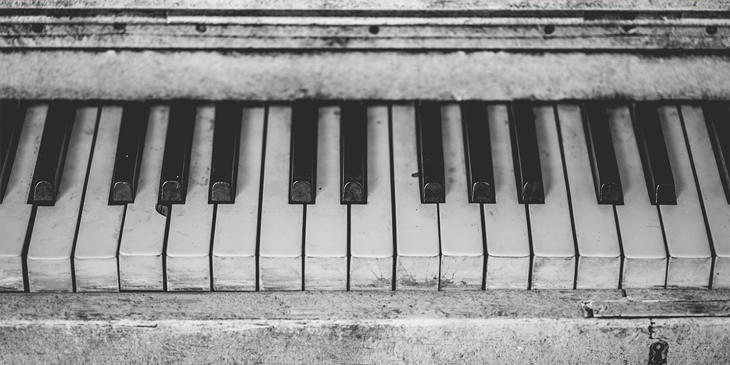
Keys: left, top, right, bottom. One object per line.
{"left": 166, "top": 105, "right": 215, "bottom": 291}
{"left": 0, "top": 105, "right": 46, "bottom": 291}
{"left": 259, "top": 106, "right": 304, "bottom": 291}
{"left": 438, "top": 104, "right": 483, "bottom": 290}
{"left": 350, "top": 106, "right": 394, "bottom": 291}
{"left": 529, "top": 105, "right": 576, "bottom": 289}
{"left": 657, "top": 105, "right": 712, "bottom": 288}
{"left": 118, "top": 106, "right": 169, "bottom": 291}
{"left": 392, "top": 104, "right": 440, "bottom": 290}
{"left": 27, "top": 106, "right": 97, "bottom": 292}
{"left": 74, "top": 106, "right": 124, "bottom": 292}
{"left": 557, "top": 104, "right": 621, "bottom": 289}
{"left": 483, "top": 105, "right": 530, "bottom": 289}
{"left": 609, "top": 105, "right": 667, "bottom": 289}
{"left": 680, "top": 105, "right": 730, "bottom": 288}
{"left": 305, "top": 106, "right": 347, "bottom": 290}
{"left": 212, "top": 107, "right": 265, "bottom": 291}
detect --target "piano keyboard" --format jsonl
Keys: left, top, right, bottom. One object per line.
{"left": 1, "top": 100, "right": 728, "bottom": 292}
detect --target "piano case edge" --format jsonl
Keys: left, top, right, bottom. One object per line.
{"left": 2, "top": 290, "right": 729, "bottom": 364}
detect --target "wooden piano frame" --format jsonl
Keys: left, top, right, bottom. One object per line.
{"left": 1, "top": 1, "right": 729, "bottom": 363}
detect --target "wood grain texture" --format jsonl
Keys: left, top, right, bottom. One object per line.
{"left": 3, "top": 52, "right": 730, "bottom": 101}
{"left": 3, "top": 0, "right": 728, "bottom": 12}
{"left": 2, "top": 291, "right": 728, "bottom": 365}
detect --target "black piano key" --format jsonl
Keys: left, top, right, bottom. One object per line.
{"left": 209, "top": 101, "right": 242, "bottom": 204}
{"left": 289, "top": 101, "right": 318, "bottom": 204}
{"left": 703, "top": 102, "right": 730, "bottom": 204}
{"left": 416, "top": 102, "right": 446, "bottom": 204}
{"left": 109, "top": 102, "right": 149, "bottom": 204}
{"left": 461, "top": 101, "right": 495, "bottom": 204}
{"left": 340, "top": 102, "right": 367, "bottom": 204}
{"left": 509, "top": 102, "right": 545, "bottom": 204}
{"left": 158, "top": 103, "right": 196, "bottom": 204}
{"left": 1, "top": 100, "right": 22, "bottom": 202}
{"left": 583, "top": 103, "right": 624, "bottom": 205}
{"left": 30, "top": 101, "right": 75, "bottom": 205}
{"left": 633, "top": 103, "right": 676, "bottom": 205}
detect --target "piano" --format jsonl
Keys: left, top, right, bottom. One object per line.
{"left": 1, "top": 1, "right": 729, "bottom": 363}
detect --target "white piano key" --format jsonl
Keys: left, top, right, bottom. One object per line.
{"left": 529, "top": 105, "right": 576, "bottom": 289}
{"left": 166, "top": 105, "right": 215, "bottom": 291}
{"left": 609, "top": 105, "right": 667, "bottom": 289}
{"left": 73, "top": 106, "right": 124, "bottom": 292}
{"left": 0, "top": 104, "right": 46, "bottom": 291}
{"left": 212, "top": 107, "right": 265, "bottom": 291}
{"left": 438, "top": 104, "right": 483, "bottom": 290}
{"left": 259, "top": 105, "right": 304, "bottom": 291}
{"left": 483, "top": 105, "right": 530, "bottom": 289}
{"left": 557, "top": 104, "right": 621, "bottom": 289}
{"left": 350, "top": 105, "right": 394, "bottom": 291}
{"left": 27, "top": 106, "right": 97, "bottom": 292}
{"left": 118, "top": 106, "right": 169, "bottom": 291}
{"left": 657, "top": 105, "right": 712, "bottom": 288}
{"left": 305, "top": 106, "right": 347, "bottom": 290}
{"left": 680, "top": 105, "right": 730, "bottom": 288}
{"left": 391, "top": 104, "right": 440, "bottom": 290}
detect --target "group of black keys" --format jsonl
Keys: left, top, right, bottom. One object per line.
{"left": 1, "top": 100, "right": 729, "bottom": 209}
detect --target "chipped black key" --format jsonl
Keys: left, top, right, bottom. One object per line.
{"left": 1, "top": 100, "right": 23, "bottom": 202}
{"left": 209, "top": 101, "right": 241, "bottom": 204}
{"left": 416, "top": 102, "right": 445, "bottom": 204}
{"left": 703, "top": 102, "right": 730, "bottom": 204}
{"left": 289, "top": 101, "right": 318, "bottom": 204}
{"left": 340, "top": 102, "right": 367, "bottom": 204}
{"left": 584, "top": 102, "right": 623, "bottom": 205}
{"left": 633, "top": 103, "right": 676, "bottom": 205}
{"left": 30, "top": 101, "right": 75, "bottom": 205}
{"left": 510, "top": 102, "right": 545, "bottom": 204}
{"left": 158, "top": 102, "right": 196, "bottom": 204}
{"left": 110, "top": 102, "right": 149, "bottom": 204}
{"left": 461, "top": 101, "right": 495, "bottom": 204}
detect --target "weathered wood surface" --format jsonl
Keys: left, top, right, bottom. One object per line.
{"left": 3, "top": 51, "right": 730, "bottom": 101}
{"left": 584, "top": 289, "right": 730, "bottom": 318}
{"left": 2, "top": 291, "right": 729, "bottom": 364}
{"left": 2, "top": 0, "right": 729, "bottom": 12}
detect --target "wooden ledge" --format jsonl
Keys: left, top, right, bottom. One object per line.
{"left": 2, "top": 290, "right": 729, "bottom": 364}
{"left": 3, "top": 51, "right": 730, "bottom": 101}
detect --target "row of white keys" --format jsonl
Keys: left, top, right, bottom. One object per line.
{"left": 438, "top": 104, "right": 483, "bottom": 290}
{"left": 609, "top": 105, "right": 667, "bottom": 289}
{"left": 483, "top": 105, "right": 530, "bottom": 289}
{"left": 657, "top": 106, "right": 712, "bottom": 288}
{"left": 74, "top": 106, "right": 125, "bottom": 292}
{"left": 118, "top": 106, "right": 169, "bottom": 291}
{"left": 212, "top": 107, "right": 265, "bottom": 291}
{"left": 350, "top": 106, "right": 393, "bottom": 290}
{"left": 557, "top": 105, "right": 621, "bottom": 288}
{"left": 166, "top": 105, "right": 216, "bottom": 291}
{"left": 680, "top": 105, "right": 730, "bottom": 288}
{"left": 529, "top": 105, "right": 575, "bottom": 289}
{"left": 305, "top": 106, "right": 348, "bottom": 290}
{"left": 0, "top": 104, "right": 46, "bottom": 291}
{"left": 391, "top": 104, "right": 440, "bottom": 290}
{"left": 27, "top": 106, "right": 98, "bottom": 292}
{"left": 259, "top": 106, "right": 304, "bottom": 290}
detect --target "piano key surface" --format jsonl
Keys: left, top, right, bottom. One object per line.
{"left": 212, "top": 106, "right": 265, "bottom": 291}
{"left": 118, "top": 106, "right": 169, "bottom": 291}
{"left": 74, "top": 106, "right": 125, "bottom": 292}
{"left": 3, "top": 99, "right": 729, "bottom": 292}
{"left": 27, "top": 106, "right": 97, "bottom": 292}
